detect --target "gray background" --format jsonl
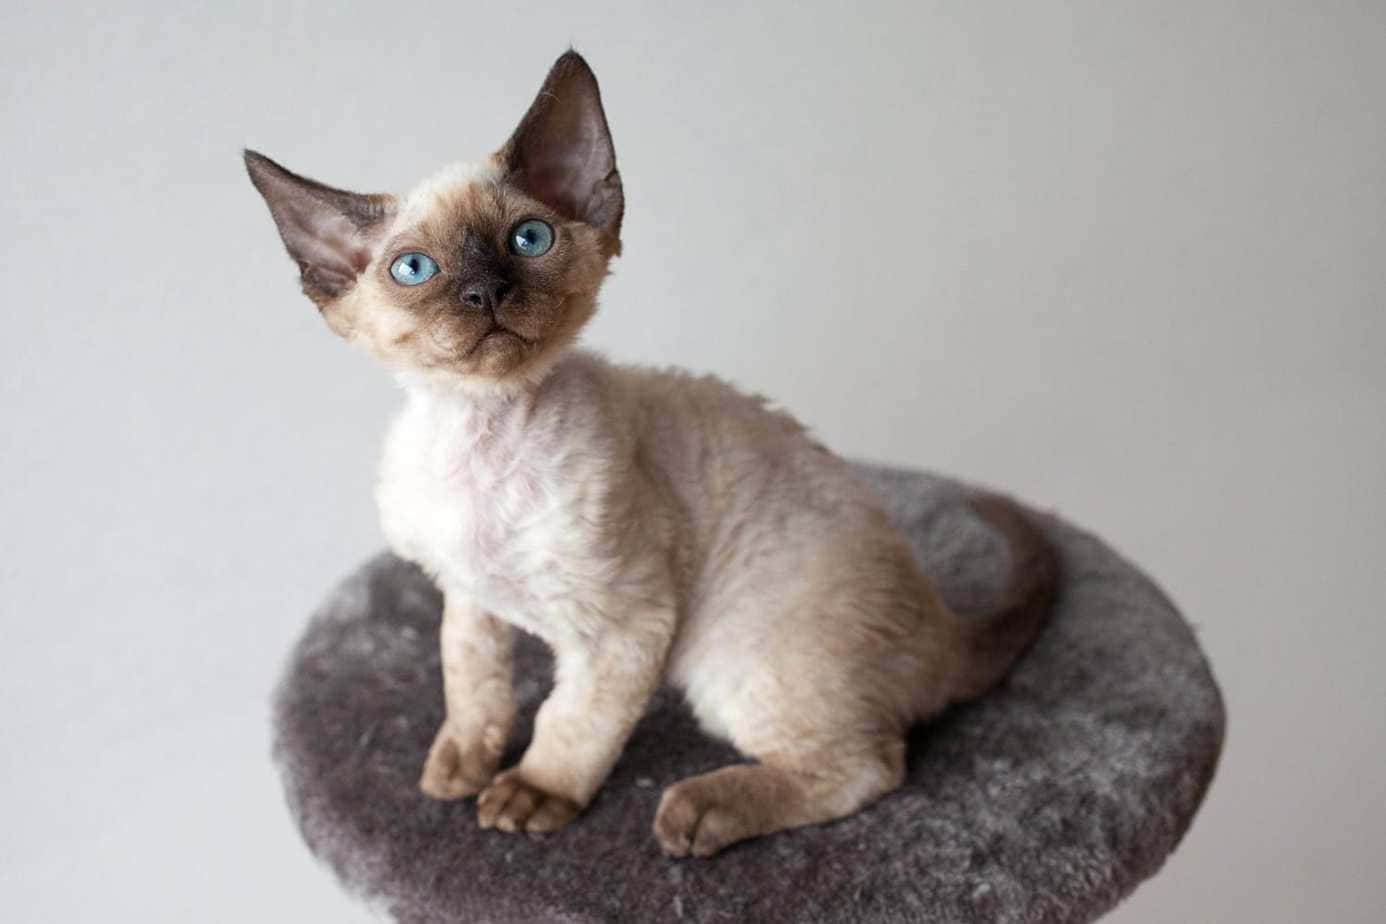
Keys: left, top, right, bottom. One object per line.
{"left": 2, "top": 1, "right": 1382, "bottom": 921}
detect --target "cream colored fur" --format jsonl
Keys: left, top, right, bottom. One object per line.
{"left": 380, "top": 321, "right": 968, "bottom": 851}
{"left": 246, "top": 51, "right": 1044, "bottom": 858}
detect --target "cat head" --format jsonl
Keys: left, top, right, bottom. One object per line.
{"left": 245, "top": 51, "right": 622, "bottom": 393}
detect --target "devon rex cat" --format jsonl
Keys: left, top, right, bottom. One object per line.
{"left": 246, "top": 50, "right": 1058, "bottom": 858}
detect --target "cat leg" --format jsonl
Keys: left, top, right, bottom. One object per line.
{"left": 477, "top": 613, "right": 672, "bottom": 834}
{"left": 419, "top": 595, "right": 515, "bottom": 799}
{"left": 653, "top": 738, "right": 906, "bottom": 858}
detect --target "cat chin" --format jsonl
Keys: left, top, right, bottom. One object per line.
{"left": 456, "top": 327, "right": 524, "bottom": 369}
{"left": 392, "top": 342, "right": 569, "bottom": 398}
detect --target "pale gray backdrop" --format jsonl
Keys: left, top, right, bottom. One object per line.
{"left": 2, "top": 1, "right": 1382, "bottom": 921}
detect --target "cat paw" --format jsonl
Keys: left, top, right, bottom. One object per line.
{"left": 418, "top": 722, "right": 503, "bottom": 800}
{"left": 476, "top": 769, "right": 580, "bottom": 834}
{"left": 654, "top": 780, "right": 750, "bottom": 858}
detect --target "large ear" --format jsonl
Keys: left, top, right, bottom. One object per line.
{"left": 497, "top": 51, "right": 624, "bottom": 245}
{"left": 244, "top": 150, "right": 395, "bottom": 305}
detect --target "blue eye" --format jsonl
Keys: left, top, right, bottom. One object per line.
{"left": 509, "top": 219, "right": 554, "bottom": 257}
{"left": 389, "top": 252, "right": 439, "bottom": 285}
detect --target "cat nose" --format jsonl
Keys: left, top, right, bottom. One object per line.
{"left": 461, "top": 279, "right": 511, "bottom": 313}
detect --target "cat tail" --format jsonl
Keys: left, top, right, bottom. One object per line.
{"left": 948, "top": 493, "right": 1062, "bottom": 701}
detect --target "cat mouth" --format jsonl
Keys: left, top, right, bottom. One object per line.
{"left": 464, "top": 324, "right": 533, "bottom": 357}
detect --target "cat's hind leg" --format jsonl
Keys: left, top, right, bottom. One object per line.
{"left": 654, "top": 537, "right": 944, "bottom": 857}
{"left": 653, "top": 736, "right": 906, "bottom": 858}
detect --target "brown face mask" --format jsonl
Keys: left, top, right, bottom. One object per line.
{"left": 246, "top": 51, "right": 622, "bottom": 387}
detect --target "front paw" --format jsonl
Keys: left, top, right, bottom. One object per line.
{"left": 476, "top": 768, "right": 580, "bottom": 834}
{"left": 418, "top": 722, "right": 504, "bottom": 800}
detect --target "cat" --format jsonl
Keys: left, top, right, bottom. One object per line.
{"left": 246, "top": 50, "right": 1058, "bottom": 858}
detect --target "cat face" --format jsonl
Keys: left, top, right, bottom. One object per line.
{"left": 246, "top": 51, "right": 622, "bottom": 391}
{"left": 319, "top": 159, "right": 615, "bottom": 385}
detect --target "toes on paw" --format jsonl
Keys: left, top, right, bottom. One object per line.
{"left": 690, "top": 807, "right": 738, "bottom": 857}
{"left": 654, "top": 792, "right": 700, "bottom": 855}
{"left": 654, "top": 785, "right": 751, "bottom": 858}
{"left": 478, "top": 774, "right": 580, "bottom": 835}
{"left": 526, "top": 796, "right": 578, "bottom": 833}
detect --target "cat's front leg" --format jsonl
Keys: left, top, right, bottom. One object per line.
{"left": 419, "top": 595, "right": 515, "bottom": 800}
{"left": 477, "top": 606, "right": 674, "bottom": 834}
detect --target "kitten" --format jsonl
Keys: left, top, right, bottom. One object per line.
{"left": 246, "top": 50, "right": 1058, "bottom": 858}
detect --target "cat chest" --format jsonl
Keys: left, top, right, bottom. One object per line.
{"left": 376, "top": 456, "right": 590, "bottom": 622}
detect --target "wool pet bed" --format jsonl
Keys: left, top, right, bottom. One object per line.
{"left": 273, "top": 464, "right": 1224, "bottom": 923}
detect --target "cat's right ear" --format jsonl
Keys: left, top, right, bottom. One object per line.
{"left": 244, "top": 150, "right": 396, "bottom": 306}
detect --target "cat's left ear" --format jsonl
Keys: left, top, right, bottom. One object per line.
{"left": 497, "top": 51, "right": 623, "bottom": 249}
{"left": 244, "top": 150, "right": 396, "bottom": 306}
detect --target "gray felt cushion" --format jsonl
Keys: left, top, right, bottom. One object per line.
{"left": 273, "top": 465, "right": 1224, "bottom": 923}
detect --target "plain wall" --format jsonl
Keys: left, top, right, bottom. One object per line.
{"left": 2, "top": 1, "right": 1382, "bottom": 920}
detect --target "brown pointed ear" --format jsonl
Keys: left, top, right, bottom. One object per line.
{"left": 243, "top": 150, "right": 395, "bottom": 305}
{"left": 497, "top": 51, "right": 623, "bottom": 246}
